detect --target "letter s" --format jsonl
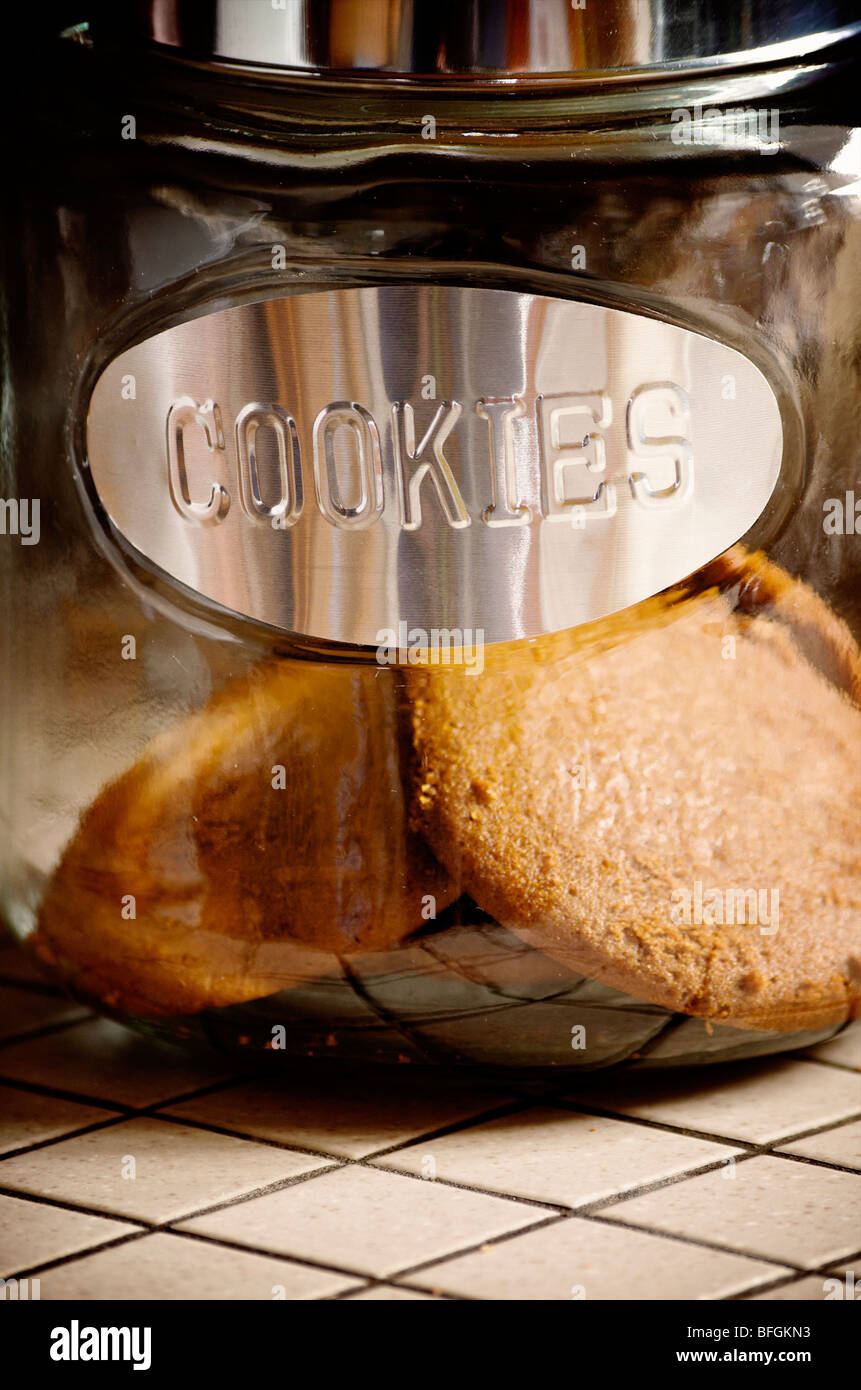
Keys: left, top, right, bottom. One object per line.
{"left": 627, "top": 383, "right": 693, "bottom": 509}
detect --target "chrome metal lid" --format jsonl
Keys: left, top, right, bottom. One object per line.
{"left": 92, "top": 0, "right": 861, "bottom": 83}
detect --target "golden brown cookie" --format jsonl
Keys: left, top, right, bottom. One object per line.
{"left": 409, "top": 550, "right": 861, "bottom": 1031}
{"left": 34, "top": 659, "right": 454, "bottom": 1017}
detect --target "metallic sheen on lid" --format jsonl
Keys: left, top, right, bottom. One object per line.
{"left": 91, "top": 0, "right": 861, "bottom": 81}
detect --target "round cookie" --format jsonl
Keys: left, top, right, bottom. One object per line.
{"left": 409, "top": 550, "right": 861, "bottom": 1031}
{"left": 35, "top": 659, "right": 455, "bottom": 1017}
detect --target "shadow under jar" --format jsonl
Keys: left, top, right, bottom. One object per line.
{"left": 2, "top": 0, "right": 860, "bottom": 1073}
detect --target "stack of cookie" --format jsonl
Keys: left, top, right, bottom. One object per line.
{"left": 34, "top": 549, "right": 861, "bottom": 1036}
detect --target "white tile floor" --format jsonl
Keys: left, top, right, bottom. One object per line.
{"left": 0, "top": 940, "right": 858, "bottom": 1300}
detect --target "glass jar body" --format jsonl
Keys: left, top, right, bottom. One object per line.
{"left": 2, "top": 42, "right": 860, "bottom": 1070}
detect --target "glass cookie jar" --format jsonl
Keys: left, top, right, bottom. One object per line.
{"left": 2, "top": 0, "right": 860, "bottom": 1073}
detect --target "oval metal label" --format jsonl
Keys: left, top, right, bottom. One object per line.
{"left": 86, "top": 286, "right": 784, "bottom": 647}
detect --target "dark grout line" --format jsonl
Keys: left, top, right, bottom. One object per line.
{"left": 801, "top": 1059, "right": 860, "bottom": 1074}
{"left": 160, "top": 1160, "right": 347, "bottom": 1225}
{"left": 0, "top": 1183, "right": 154, "bottom": 1227}
{"left": 114, "top": 1090, "right": 861, "bottom": 1177}
{"left": 168, "top": 1225, "right": 377, "bottom": 1285}
{"left": 0, "top": 1071, "right": 255, "bottom": 1123}
{"left": 154, "top": 1102, "right": 541, "bottom": 1166}
{"left": 355, "top": 1118, "right": 859, "bottom": 1218}
{"left": 359, "top": 1139, "right": 851, "bottom": 1228}
{"left": 359, "top": 1155, "right": 573, "bottom": 1213}
{"left": 7, "top": 1230, "right": 153, "bottom": 1282}
{"left": 0, "top": 1016, "right": 97, "bottom": 1053}
{"left": 549, "top": 1097, "right": 861, "bottom": 1155}
{"left": 134, "top": 1073, "right": 265, "bottom": 1112}
{"left": 727, "top": 1246, "right": 861, "bottom": 1301}
{"left": 824, "top": 1246, "right": 861, "bottom": 1270}
{"left": 353, "top": 1098, "right": 541, "bottom": 1159}
{"left": 151, "top": 1111, "right": 355, "bottom": 1164}
{"left": 728, "top": 1271, "right": 813, "bottom": 1300}
{"left": 0, "top": 973, "right": 82, "bottom": 1000}
{"left": 383, "top": 1211, "right": 571, "bottom": 1285}
{"left": 336, "top": 955, "right": 458, "bottom": 1067}
{"left": 764, "top": 1148, "right": 861, "bottom": 1177}
{"left": 578, "top": 1210, "right": 805, "bottom": 1272}
{"left": 410, "top": 940, "right": 609, "bottom": 1014}
{"left": 754, "top": 1110, "right": 861, "bottom": 1148}
{"left": 0, "top": 1162, "right": 340, "bottom": 1230}
{"left": 0, "top": 1074, "right": 132, "bottom": 1113}
{"left": 573, "top": 1155, "right": 757, "bottom": 1214}
{"left": 330, "top": 1280, "right": 459, "bottom": 1300}
{"left": 729, "top": 1272, "right": 823, "bottom": 1300}
{"left": 547, "top": 1097, "right": 762, "bottom": 1148}
{"left": 0, "top": 1113, "right": 135, "bottom": 1161}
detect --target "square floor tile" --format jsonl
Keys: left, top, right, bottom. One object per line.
{"left": 0, "top": 1116, "right": 333, "bottom": 1223}
{"left": 0, "top": 985, "right": 87, "bottom": 1042}
{"left": 39, "top": 1231, "right": 352, "bottom": 1300}
{"left": 804, "top": 1025, "right": 861, "bottom": 1071}
{"left": 375, "top": 1106, "right": 740, "bottom": 1208}
{"left": 0, "top": 1083, "right": 114, "bottom": 1156}
{"left": 0, "top": 1192, "right": 135, "bottom": 1278}
{"left": 409, "top": 1217, "right": 782, "bottom": 1300}
{"left": 778, "top": 1120, "right": 861, "bottom": 1171}
{"left": 0, "top": 1018, "right": 237, "bottom": 1107}
{"left": 603, "top": 1155, "right": 861, "bottom": 1268}
{"left": 163, "top": 1072, "right": 512, "bottom": 1160}
{"left": 179, "top": 1164, "right": 542, "bottom": 1279}
{"left": 566, "top": 1059, "right": 861, "bottom": 1144}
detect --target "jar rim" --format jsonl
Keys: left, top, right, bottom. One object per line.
{"left": 84, "top": 0, "right": 861, "bottom": 88}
